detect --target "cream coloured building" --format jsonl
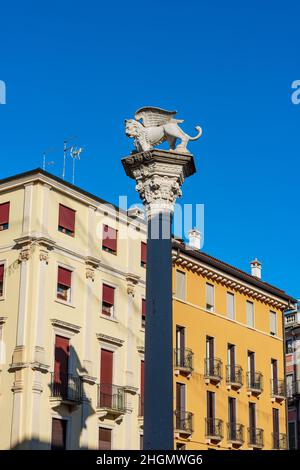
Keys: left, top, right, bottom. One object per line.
{"left": 0, "top": 169, "right": 147, "bottom": 450}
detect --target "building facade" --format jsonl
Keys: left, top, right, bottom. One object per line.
{"left": 172, "top": 239, "right": 295, "bottom": 450}
{"left": 285, "top": 304, "right": 300, "bottom": 449}
{"left": 0, "top": 169, "right": 295, "bottom": 450}
{"left": 0, "top": 169, "right": 147, "bottom": 450}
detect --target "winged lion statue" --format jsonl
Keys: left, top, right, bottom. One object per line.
{"left": 125, "top": 107, "right": 202, "bottom": 154}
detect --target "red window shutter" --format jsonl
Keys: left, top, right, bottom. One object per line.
{"left": 0, "top": 202, "right": 10, "bottom": 225}
{"left": 99, "top": 427, "right": 111, "bottom": 450}
{"left": 57, "top": 267, "right": 72, "bottom": 287}
{"left": 0, "top": 264, "right": 4, "bottom": 282}
{"left": 54, "top": 335, "right": 69, "bottom": 383}
{"left": 58, "top": 204, "right": 75, "bottom": 232}
{"left": 141, "top": 242, "right": 147, "bottom": 264}
{"left": 141, "top": 360, "right": 144, "bottom": 398}
{"left": 102, "top": 284, "right": 114, "bottom": 305}
{"left": 100, "top": 349, "right": 113, "bottom": 384}
{"left": 102, "top": 225, "right": 117, "bottom": 252}
{"left": 51, "top": 418, "right": 67, "bottom": 450}
{"left": 142, "top": 299, "right": 146, "bottom": 317}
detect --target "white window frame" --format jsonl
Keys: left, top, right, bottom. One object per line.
{"left": 100, "top": 280, "right": 118, "bottom": 321}
{"left": 55, "top": 262, "right": 75, "bottom": 307}
{"left": 226, "top": 292, "right": 235, "bottom": 320}
{"left": 246, "top": 300, "right": 254, "bottom": 328}
{"left": 270, "top": 310, "right": 277, "bottom": 336}
{"left": 206, "top": 283, "right": 215, "bottom": 312}
{"left": 175, "top": 270, "right": 186, "bottom": 301}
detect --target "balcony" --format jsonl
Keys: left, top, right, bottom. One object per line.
{"left": 204, "top": 358, "right": 223, "bottom": 385}
{"left": 285, "top": 310, "right": 300, "bottom": 328}
{"left": 247, "top": 371, "right": 263, "bottom": 395}
{"left": 50, "top": 372, "right": 82, "bottom": 406}
{"left": 272, "top": 432, "right": 287, "bottom": 450}
{"left": 227, "top": 422, "right": 244, "bottom": 446}
{"left": 174, "top": 348, "right": 193, "bottom": 376}
{"left": 97, "top": 384, "right": 126, "bottom": 422}
{"left": 205, "top": 418, "right": 223, "bottom": 442}
{"left": 271, "top": 379, "right": 286, "bottom": 401}
{"left": 248, "top": 427, "right": 264, "bottom": 449}
{"left": 174, "top": 410, "right": 193, "bottom": 437}
{"left": 226, "top": 365, "right": 243, "bottom": 389}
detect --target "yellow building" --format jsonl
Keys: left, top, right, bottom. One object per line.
{"left": 0, "top": 169, "right": 147, "bottom": 450}
{"left": 172, "top": 238, "right": 295, "bottom": 450}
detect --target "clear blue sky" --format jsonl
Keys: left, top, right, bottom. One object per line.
{"left": 0, "top": 0, "right": 299, "bottom": 298}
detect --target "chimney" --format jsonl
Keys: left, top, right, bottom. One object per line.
{"left": 250, "top": 258, "right": 262, "bottom": 279}
{"left": 188, "top": 228, "right": 201, "bottom": 250}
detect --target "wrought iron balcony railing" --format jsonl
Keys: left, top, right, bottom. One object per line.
{"left": 226, "top": 365, "right": 243, "bottom": 387}
{"left": 204, "top": 358, "right": 223, "bottom": 382}
{"left": 248, "top": 427, "right": 264, "bottom": 448}
{"left": 174, "top": 348, "right": 194, "bottom": 372}
{"left": 97, "top": 384, "right": 126, "bottom": 413}
{"left": 174, "top": 410, "right": 193, "bottom": 434}
{"left": 205, "top": 418, "right": 223, "bottom": 440}
{"left": 50, "top": 372, "right": 82, "bottom": 403}
{"left": 271, "top": 379, "right": 286, "bottom": 399}
{"left": 247, "top": 371, "right": 263, "bottom": 393}
{"left": 272, "top": 432, "right": 287, "bottom": 450}
{"left": 227, "top": 422, "right": 244, "bottom": 444}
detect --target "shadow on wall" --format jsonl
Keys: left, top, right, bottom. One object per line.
{"left": 11, "top": 345, "right": 96, "bottom": 450}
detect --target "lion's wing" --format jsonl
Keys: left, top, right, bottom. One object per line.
{"left": 135, "top": 107, "right": 177, "bottom": 127}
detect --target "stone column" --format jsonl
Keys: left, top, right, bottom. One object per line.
{"left": 122, "top": 149, "right": 196, "bottom": 450}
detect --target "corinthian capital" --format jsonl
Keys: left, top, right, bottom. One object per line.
{"left": 122, "top": 149, "right": 195, "bottom": 219}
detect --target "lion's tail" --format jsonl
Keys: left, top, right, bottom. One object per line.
{"left": 188, "top": 126, "right": 202, "bottom": 141}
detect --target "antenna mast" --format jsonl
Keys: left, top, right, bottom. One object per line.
{"left": 63, "top": 136, "right": 76, "bottom": 180}
{"left": 70, "top": 146, "right": 84, "bottom": 185}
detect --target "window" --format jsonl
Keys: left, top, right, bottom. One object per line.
{"left": 99, "top": 427, "right": 112, "bottom": 450}
{"left": 54, "top": 335, "right": 70, "bottom": 398}
{"left": 176, "top": 382, "right": 186, "bottom": 429}
{"left": 249, "top": 402, "right": 256, "bottom": 429}
{"left": 0, "top": 202, "right": 10, "bottom": 231}
{"left": 102, "top": 225, "right": 117, "bottom": 254}
{"left": 289, "top": 422, "right": 296, "bottom": 450}
{"left": 246, "top": 301, "right": 254, "bottom": 328}
{"left": 286, "top": 338, "right": 293, "bottom": 354}
{"left": 141, "top": 242, "right": 147, "bottom": 268}
{"left": 140, "top": 360, "right": 144, "bottom": 417}
{"left": 57, "top": 267, "right": 72, "bottom": 302}
{"left": 226, "top": 292, "right": 235, "bottom": 319}
{"left": 141, "top": 299, "right": 146, "bottom": 328}
{"left": 270, "top": 311, "right": 277, "bottom": 336}
{"left": 176, "top": 270, "right": 186, "bottom": 301}
{"left": 228, "top": 397, "right": 236, "bottom": 425}
{"left": 58, "top": 204, "right": 75, "bottom": 236}
{"left": 140, "top": 435, "right": 144, "bottom": 450}
{"left": 51, "top": 418, "right": 67, "bottom": 450}
{"left": 207, "top": 391, "right": 215, "bottom": 420}
{"left": 0, "top": 264, "right": 4, "bottom": 297}
{"left": 102, "top": 284, "right": 115, "bottom": 317}
{"left": 286, "top": 374, "right": 293, "bottom": 397}
{"left": 206, "top": 283, "right": 214, "bottom": 312}
{"left": 100, "top": 349, "right": 113, "bottom": 408}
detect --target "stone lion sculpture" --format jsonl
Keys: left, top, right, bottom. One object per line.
{"left": 125, "top": 107, "right": 202, "bottom": 154}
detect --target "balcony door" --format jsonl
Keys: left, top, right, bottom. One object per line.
{"left": 206, "top": 336, "right": 215, "bottom": 375}
{"left": 140, "top": 360, "right": 144, "bottom": 416}
{"left": 228, "top": 344, "right": 236, "bottom": 382}
{"left": 272, "top": 408, "right": 279, "bottom": 447}
{"left": 249, "top": 402, "right": 256, "bottom": 442}
{"left": 176, "top": 383, "right": 186, "bottom": 428}
{"left": 228, "top": 397, "right": 237, "bottom": 439}
{"left": 176, "top": 325, "right": 185, "bottom": 367}
{"left": 54, "top": 335, "right": 70, "bottom": 398}
{"left": 271, "top": 359, "right": 278, "bottom": 394}
{"left": 207, "top": 391, "right": 215, "bottom": 435}
{"left": 248, "top": 351, "right": 255, "bottom": 385}
{"left": 100, "top": 349, "right": 113, "bottom": 408}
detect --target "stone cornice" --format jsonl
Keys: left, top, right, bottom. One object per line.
{"left": 172, "top": 253, "right": 289, "bottom": 310}
{"left": 50, "top": 319, "right": 81, "bottom": 334}
{"left": 96, "top": 333, "right": 124, "bottom": 347}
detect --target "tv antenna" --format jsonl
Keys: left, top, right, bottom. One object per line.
{"left": 70, "top": 146, "right": 84, "bottom": 185}
{"left": 42, "top": 147, "right": 56, "bottom": 171}
{"left": 63, "top": 136, "right": 77, "bottom": 180}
